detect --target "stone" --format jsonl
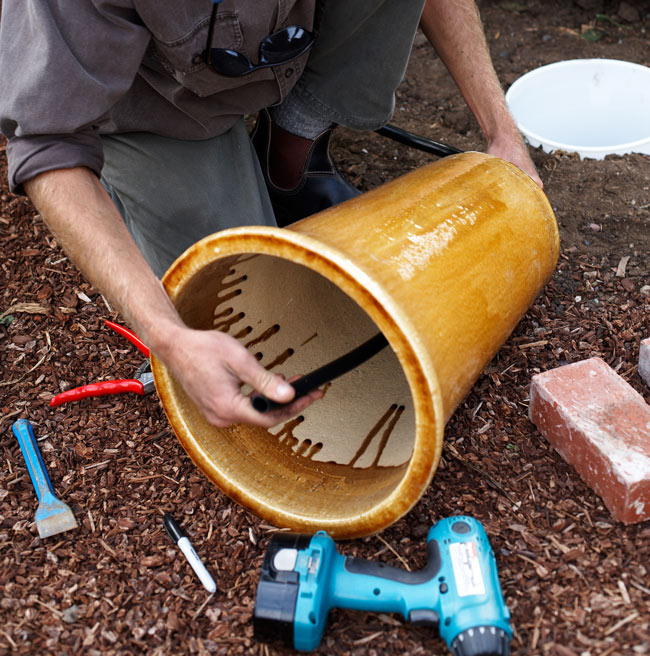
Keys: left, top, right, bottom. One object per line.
{"left": 640, "top": 338, "right": 650, "bottom": 388}
{"left": 618, "top": 1, "right": 640, "bottom": 22}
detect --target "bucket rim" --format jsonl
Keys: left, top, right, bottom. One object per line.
{"left": 505, "top": 58, "right": 650, "bottom": 156}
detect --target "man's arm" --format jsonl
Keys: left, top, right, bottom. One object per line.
{"left": 419, "top": 0, "right": 543, "bottom": 188}
{"left": 25, "top": 167, "right": 321, "bottom": 427}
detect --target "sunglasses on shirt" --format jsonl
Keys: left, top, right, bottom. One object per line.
{"left": 203, "top": 0, "right": 314, "bottom": 77}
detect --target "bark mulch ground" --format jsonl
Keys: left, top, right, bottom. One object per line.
{"left": 1, "top": 1, "right": 650, "bottom": 654}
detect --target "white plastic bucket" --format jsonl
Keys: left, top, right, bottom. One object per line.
{"left": 505, "top": 59, "right": 650, "bottom": 159}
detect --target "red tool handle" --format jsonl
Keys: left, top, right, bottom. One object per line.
{"left": 104, "top": 320, "right": 150, "bottom": 358}
{"left": 49, "top": 379, "right": 145, "bottom": 407}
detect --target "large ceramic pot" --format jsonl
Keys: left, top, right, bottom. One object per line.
{"left": 152, "top": 152, "right": 559, "bottom": 538}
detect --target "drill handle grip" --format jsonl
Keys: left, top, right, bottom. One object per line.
{"left": 325, "top": 539, "right": 444, "bottom": 622}
{"left": 344, "top": 539, "right": 442, "bottom": 586}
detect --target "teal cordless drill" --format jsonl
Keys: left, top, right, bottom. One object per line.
{"left": 254, "top": 516, "right": 511, "bottom": 655}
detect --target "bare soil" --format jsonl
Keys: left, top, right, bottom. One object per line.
{"left": 1, "top": 1, "right": 650, "bottom": 654}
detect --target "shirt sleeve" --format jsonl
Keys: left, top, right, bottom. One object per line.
{"left": 0, "top": 0, "right": 151, "bottom": 193}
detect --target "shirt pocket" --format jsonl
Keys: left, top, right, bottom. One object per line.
{"left": 146, "top": 9, "right": 275, "bottom": 98}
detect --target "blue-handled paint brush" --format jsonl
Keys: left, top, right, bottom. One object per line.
{"left": 12, "top": 418, "right": 78, "bottom": 539}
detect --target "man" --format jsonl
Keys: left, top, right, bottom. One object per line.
{"left": 0, "top": 0, "right": 540, "bottom": 428}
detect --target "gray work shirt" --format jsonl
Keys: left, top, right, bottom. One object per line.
{"left": 0, "top": 0, "right": 315, "bottom": 193}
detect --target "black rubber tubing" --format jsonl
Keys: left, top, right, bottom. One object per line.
{"left": 376, "top": 123, "right": 462, "bottom": 158}
{"left": 251, "top": 333, "right": 389, "bottom": 413}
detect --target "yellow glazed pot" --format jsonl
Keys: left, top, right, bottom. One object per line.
{"left": 152, "top": 152, "right": 559, "bottom": 538}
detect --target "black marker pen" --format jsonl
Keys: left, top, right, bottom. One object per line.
{"left": 164, "top": 513, "right": 217, "bottom": 594}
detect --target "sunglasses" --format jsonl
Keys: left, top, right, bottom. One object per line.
{"left": 203, "top": 0, "right": 314, "bottom": 77}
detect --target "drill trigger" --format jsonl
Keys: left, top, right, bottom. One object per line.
{"left": 408, "top": 608, "right": 440, "bottom": 628}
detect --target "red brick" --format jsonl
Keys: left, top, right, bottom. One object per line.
{"left": 640, "top": 337, "right": 650, "bottom": 388}
{"left": 529, "top": 357, "right": 650, "bottom": 524}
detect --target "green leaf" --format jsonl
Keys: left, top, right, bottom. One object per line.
{"left": 581, "top": 28, "right": 604, "bottom": 42}
{"left": 0, "top": 315, "right": 14, "bottom": 327}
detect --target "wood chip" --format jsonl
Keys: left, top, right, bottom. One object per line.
{"left": 603, "top": 611, "right": 639, "bottom": 636}
{"left": 0, "top": 301, "right": 51, "bottom": 319}
{"left": 618, "top": 579, "right": 631, "bottom": 604}
{"left": 352, "top": 631, "right": 384, "bottom": 646}
{"left": 616, "top": 255, "right": 630, "bottom": 277}
{"left": 519, "top": 340, "right": 549, "bottom": 349}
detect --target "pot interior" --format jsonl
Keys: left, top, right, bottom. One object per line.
{"left": 167, "top": 252, "right": 420, "bottom": 522}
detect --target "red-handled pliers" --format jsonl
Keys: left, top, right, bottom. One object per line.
{"left": 49, "top": 320, "right": 155, "bottom": 408}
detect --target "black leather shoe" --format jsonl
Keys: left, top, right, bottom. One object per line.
{"left": 251, "top": 109, "right": 360, "bottom": 227}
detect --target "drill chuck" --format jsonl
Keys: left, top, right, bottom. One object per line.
{"left": 451, "top": 626, "right": 510, "bottom": 656}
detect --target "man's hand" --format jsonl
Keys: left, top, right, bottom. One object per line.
{"left": 157, "top": 324, "right": 323, "bottom": 428}
{"left": 25, "top": 167, "right": 321, "bottom": 429}
{"left": 486, "top": 130, "right": 544, "bottom": 189}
